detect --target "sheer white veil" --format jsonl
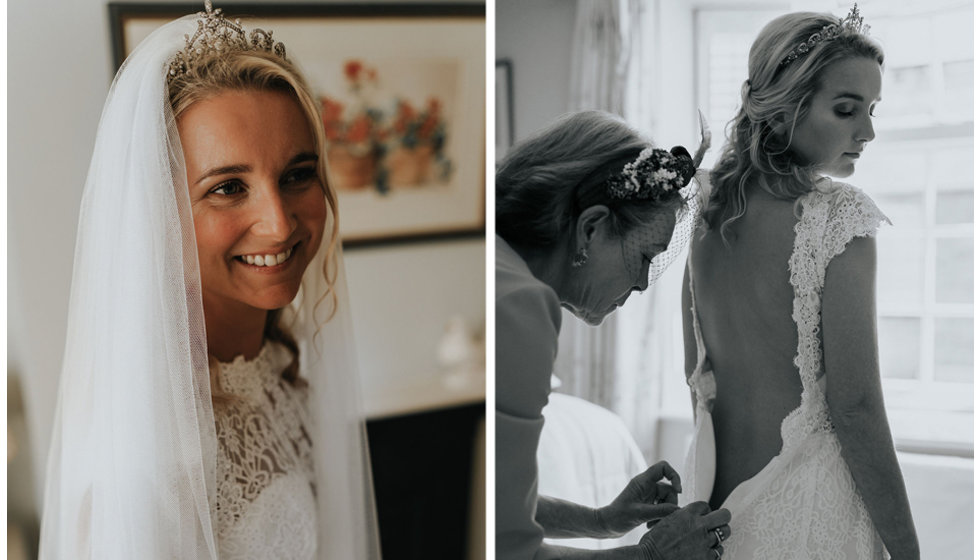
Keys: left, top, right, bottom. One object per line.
{"left": 39, "top": 14, "right": 380, "bottom": 559}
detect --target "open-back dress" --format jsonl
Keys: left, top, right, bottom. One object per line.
{"left": 684, "top": 181, "right": 890, "bottom": 559}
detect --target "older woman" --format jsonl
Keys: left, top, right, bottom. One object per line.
{"left": 496, "top": 111, "right": 731, "bottom": 560}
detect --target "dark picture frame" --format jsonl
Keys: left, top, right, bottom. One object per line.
{"left": 495, "top": 58, "right": 514, "bottom": 162}
{"left": 109, "top": 3, "right": 486, "bottom": 248}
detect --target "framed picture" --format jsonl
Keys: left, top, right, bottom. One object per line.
{"left": 495, "top": 59, "right": 514, "bottom": 163}
{"left": 110, "top": 3, "right": 485, "bottom": 247}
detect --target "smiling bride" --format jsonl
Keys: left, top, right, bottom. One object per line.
{"left": 39, "top": 3, "right": 379, "bottom": 558}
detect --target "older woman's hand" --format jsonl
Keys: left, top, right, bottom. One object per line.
{"left": 595, "top": 461, "right": 683, "bottom": 538}
{"left": 638, "top": 502, "right": 731, "bottom": 560}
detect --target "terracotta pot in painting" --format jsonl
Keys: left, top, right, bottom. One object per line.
{"left": 327, "top": 145, "right": 376, "bottom": 190}
{"left": 386, "top": 145, "right": 435, "bottom": 188}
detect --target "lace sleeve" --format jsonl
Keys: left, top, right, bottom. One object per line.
{"left": 820, "top": 182, "right": 891, "bottom": 267}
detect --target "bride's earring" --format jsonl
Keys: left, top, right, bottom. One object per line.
{"left": 572, "top": 247, "right": 589, "bottom": 267}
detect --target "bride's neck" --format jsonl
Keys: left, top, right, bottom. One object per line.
{"left": 203, "top": 300, "right": 267, "bottom": 362}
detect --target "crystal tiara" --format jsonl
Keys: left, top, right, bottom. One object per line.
{"left": 167, "top": 0, "right": 286, "bottom": 79}
{"left": 779, "top": 3, "right": 870, "bottom": 67}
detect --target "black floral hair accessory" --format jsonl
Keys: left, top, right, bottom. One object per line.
{"left": 606, "top": 146, "right": 696, "bottom": 203}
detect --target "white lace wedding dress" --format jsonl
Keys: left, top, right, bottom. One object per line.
{"left": 215, "top": 341, "right": 317, "bottom": 559}
{"left": 684, "top": 182, "right": 889, "bottom": 559}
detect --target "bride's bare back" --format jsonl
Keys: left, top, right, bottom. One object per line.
{"left": 685, "top": 186, "right": 805, "bottom": 510}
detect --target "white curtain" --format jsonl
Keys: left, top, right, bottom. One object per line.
{"left": 557, "top": 0, "right": 634, "bottom": 411}
{"left": 569, "top": 0, "right": 658, "bottom": 131}
{"left": 569, "top": 0, "right": 628, "bottom": 113}
{"left": 557, "top": 0, "right": 678, "bottom": 463}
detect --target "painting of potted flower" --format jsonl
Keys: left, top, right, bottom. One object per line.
{"left": 320, "top": 59, "right": 455, "bottom": 195}
{"left": 386, "top": 96, "right": 453, "bottom": 188}
{"left": 320, "top": 60, "right": 389, "bottom": 192}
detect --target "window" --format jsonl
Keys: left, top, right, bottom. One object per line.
{"left": 852, "top": 1, "right": 973, "bottom": 453}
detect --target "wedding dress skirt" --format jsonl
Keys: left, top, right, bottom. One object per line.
{"left": 684, "top": 182, "right": 889, "bottom": 559}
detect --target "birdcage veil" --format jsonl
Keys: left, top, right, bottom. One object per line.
{"left": 644, "top": 172, "right": 707, "bottom": 284}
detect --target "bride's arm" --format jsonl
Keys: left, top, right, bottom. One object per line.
{"left": 822, "top": 235, "right": 920, "bottom": 559}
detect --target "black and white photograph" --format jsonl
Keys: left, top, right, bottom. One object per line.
{"left": 496, "top": 1, "right": 972, "bottom": 559}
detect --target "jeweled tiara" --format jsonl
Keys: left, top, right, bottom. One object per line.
{"left": 779, "top": 3, "right": 870, "bottom": 67}
{"left": 167, "top": 0, "right": 286, "bottom": 79}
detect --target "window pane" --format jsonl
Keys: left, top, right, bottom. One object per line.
{"left": 934, "top": 143, "right": 974, "bottom": 191}
{"left": 936, "top": 7, "right": 974, "bottom": 124}
{"left": 878, "top": 317, "right": 920, "bottom": 379}
{"left": 850, "top": 148, "right": 927, "bottom": 196}
{"left": 936, "top": 191, "right": 974, "bottom": 225}
{"left": 935, "top": 317, "right": 974, "bottom": 382}
{"left": 879, "top": 15, "right": 930, "bottom": 67}
{"left": 881, "top": 65, "right": 931, "bottom": 120}
{"left": 934, "top": 141, "right": 973, "bottom": 223}
{"left": 707, "top": 33, "right": 751, "bottom": 120}
{"left": 875, "top": 193, "right": 925, "bottom": 228}
{"left": 943, "top": 60, "right": 974, "bottom": 121}
{"left": 935, "top": 237, "right": 973, "bottom": 304}
{"left": 877, "top": 234, "right": 924, "bottom": 307}
{"left": 935, "top": 8, "right": 974, "bottom": 59}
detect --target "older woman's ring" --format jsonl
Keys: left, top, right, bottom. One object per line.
{"left": 714, "top": 527, "right": 726, "bottom": 544}
{"left": 712, "top": 547, "right": 722, "bottom": 559}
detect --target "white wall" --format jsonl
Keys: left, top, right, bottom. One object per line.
{"left": 496, "top": 0, "right": 577, "bottom": 142}
{"left": 345, "top": 239, "right": 485, "bottom": 392}
{"left": 9, "top": 0, "right": 113, "bottom": 512}
{"left": 8, "top": 0, "right": 485, "bottom": 509}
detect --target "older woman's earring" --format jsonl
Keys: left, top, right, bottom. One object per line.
{"left": 572, "top": 247, "right": 589, "bottom": 267}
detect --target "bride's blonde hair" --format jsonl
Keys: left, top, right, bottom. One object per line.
{"left": 707, "top": 11, "right": 883, "bottom": 243}
{"left": 169, "top": 51, "right": 340, "bottom": 394}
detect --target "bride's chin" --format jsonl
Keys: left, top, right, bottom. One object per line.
{"left": 820, "top": 162, "right": 856, "bottom": 179}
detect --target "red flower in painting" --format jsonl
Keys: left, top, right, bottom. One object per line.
{"left": 320, "top": 97, "right": 345, "bottom": 141}
{"left": 392, "top": 100, "right": 417, "bottom": 135}
{"left": 344, "top": 60, "right": 363, "bottom": 83}
{"left": 346, "top": 114, "right": 373, "bottom": 144}
{"left": 321, "top": 97, "right": 344, "bottom": 121}
{"left": 418, "top": 97, "right": 442, "bottom": 140}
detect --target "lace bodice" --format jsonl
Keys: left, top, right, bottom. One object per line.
{"left": 688, "top": 180, "right": 888, "bottom": 450}
{"left": 214, "top": 342, "right": 317, "bottom": 559}
{"left": 782, "top": 181, "right": 889, "bottom": 447}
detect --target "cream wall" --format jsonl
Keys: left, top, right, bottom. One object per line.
{"left": 7, "top": 0, "right": 485, "bottom": 508}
